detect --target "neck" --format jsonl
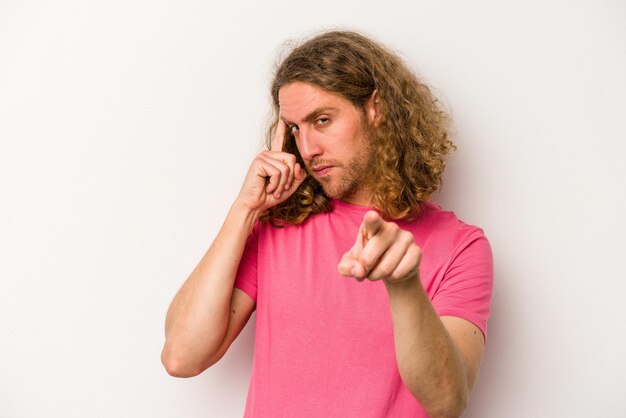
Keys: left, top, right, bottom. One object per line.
{"left": 340, "top": 190, "right": 373, "bottom": 207}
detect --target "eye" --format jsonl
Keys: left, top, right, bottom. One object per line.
{"left": 289, "top": 124, "right": 299, "bottom": 134}
{"left": 316, "top": 118, "right": 329, "bottom": 126}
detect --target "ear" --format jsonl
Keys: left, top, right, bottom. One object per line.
{"left": 364, "top": 89, "right": 382, "bottom": 127}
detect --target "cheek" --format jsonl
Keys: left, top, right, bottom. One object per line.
{"left": 340, "top": 122, "right": 366, "bottom": 150}
{"left": 329, "top": 120, "right": 360, "bottom": 143}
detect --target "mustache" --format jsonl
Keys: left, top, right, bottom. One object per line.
{"left": 305, "top": 160, "right": 343, "bottom": 175}
{"left": 307, "top": 159, "right": 343, "bottom": 169}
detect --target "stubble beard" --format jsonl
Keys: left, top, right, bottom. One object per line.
{"left": 312, "top": 131, "right": 375, "bottom": 203}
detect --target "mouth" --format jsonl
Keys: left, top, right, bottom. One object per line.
{"left": 311, "top": 165, "right": 333, "bottom": 177}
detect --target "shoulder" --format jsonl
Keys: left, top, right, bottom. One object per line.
{"left": 399, "top": 201, "right": 490, "bottom": 257}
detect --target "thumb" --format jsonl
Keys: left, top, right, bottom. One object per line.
{"left": 286, "top": 163, "right": 307, "bottom": 193}
{"left": 337, "top": 251, "right": 366, "bottom": 278}
{"left": 337, "top": 228, "right": 366, "bottom": 278}
{"left": 294, "top": 163, "right": 307, "bottom": 183}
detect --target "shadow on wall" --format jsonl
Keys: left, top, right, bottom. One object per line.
{"left": 434, "top": 153, "right": 514, "bottom": 416}
{"left": 461, "top": 262, "right": 511, "bottom": 417}
{"left": 198, "top": 313, "right": 256, "bottom": 410}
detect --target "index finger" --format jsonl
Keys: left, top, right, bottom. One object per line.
{"left": 271, "top": 120, "right": 287, "bottom": 152}
{"left": 361, "top": 210, "right": 385, "bottom": 239}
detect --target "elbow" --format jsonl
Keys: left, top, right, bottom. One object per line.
{"left": 404, "top": 373, "right": 469, "bottom": 418}
{"left": 429, "top": 405, "right": 467, "bottom": 418}
{"left": 425, "top": 387, "right": 469, "bottom": 418}
{"left": 161, "top": 344, "right": 218, "bottom": 378}
{"left": 161, "top": 356, "right": 201, "bottom": 378}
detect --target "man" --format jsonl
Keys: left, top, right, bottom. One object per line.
{"left": 162, "top": 31, "right": 493, "bottom": 418}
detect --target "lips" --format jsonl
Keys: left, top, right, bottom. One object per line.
{"left": 311, "top": 165, "right": 333, "bottom": 177}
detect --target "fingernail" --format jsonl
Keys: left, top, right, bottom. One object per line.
{"left": 351, "top": 267, "right": 357, "bottom": 276}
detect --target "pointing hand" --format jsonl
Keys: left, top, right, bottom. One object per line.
{"left": 337, "top": 211, "right": 422, "bottom": 283}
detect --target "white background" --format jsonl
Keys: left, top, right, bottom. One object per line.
{"left": 1, "top": 1, "right": 624, "bottom": 417}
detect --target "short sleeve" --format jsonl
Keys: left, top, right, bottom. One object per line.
{"left": 233, "top": 222, "right": 260, "bottom": 302}
{"left": 431, "top": 230, "right": 494, "bottom": 340}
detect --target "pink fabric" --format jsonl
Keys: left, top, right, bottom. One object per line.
{"left": 234, "top": 200, "right": 493, "bottom": 417}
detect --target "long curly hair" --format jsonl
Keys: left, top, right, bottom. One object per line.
{"left": 261, "top": 30, "right": 454, "bottom": 225}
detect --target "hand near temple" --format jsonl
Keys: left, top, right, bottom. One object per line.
{"left": 236, "top": 120, "right": 307, "bottom": 214}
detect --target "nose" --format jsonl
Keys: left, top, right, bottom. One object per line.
{"left": 296, "top": 127, "right": 323, "bottom": 162}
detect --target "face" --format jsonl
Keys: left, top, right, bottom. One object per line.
{"left": 278, "top": 82, "right": 378, "bottom": 206}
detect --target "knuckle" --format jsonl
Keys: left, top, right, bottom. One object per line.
{"left": 387, "top": 222, "right": 399, "bottom": 232}
{"left": 414, "top": 248, "right": 422, "bottom": 263}
{"left": 378, "top": 263, "right": 394, "bottom": 277}
{"left": 360, "top": 255, "right": 374, "bottom": 271}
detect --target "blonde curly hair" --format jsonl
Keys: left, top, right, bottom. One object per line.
{"left": 261, "top": 30, "right": 454, "bottom": 225}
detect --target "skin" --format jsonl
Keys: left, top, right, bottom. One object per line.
{"left": 162, "top": 82, "right": 485, "bottom": 418}
{"left": 161, "top": 121, "right": 305, "bottom": 376}
{"left": 278, "top": 82, "right": 375, "bottom": 204}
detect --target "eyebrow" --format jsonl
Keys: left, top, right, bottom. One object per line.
{"left": 281, "top": 106, "right": 337, "bottom": 125}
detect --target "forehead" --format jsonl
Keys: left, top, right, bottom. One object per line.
{"left": 278, "top": 82, "right": 353, "bottom": 121}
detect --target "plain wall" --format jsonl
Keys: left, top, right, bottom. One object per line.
{"left": 1, "top": 1, "right": 624, "bottom": 417}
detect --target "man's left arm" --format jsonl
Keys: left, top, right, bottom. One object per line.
{"left": 338, "top": 211, "right": 486, "bottom": 418}
{"left": 385, "top": 277, "right": 484, "bottom": 418}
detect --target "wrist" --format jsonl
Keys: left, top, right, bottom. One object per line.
{"left": 384, "top": 273, "right": 423, "bottom": 296}
{"left": 228, "top": 200, "right": 262, "bottom": 233}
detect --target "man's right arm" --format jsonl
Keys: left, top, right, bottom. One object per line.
{"left": 161, "top": 201, "right": 259, "bottom": 377}
{"left": 161, "top": 122, "right": 306, "bottom": 377}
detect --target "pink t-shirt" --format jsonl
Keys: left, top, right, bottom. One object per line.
{"left": 234, "top": 200, "right": 493, "bottom": 418}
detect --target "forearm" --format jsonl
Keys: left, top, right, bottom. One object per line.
{"left": 385, "top": 277, "right": 469, "bottom": 418}
{"left": 162, "top": 201, "right": 258, "bottom": 374}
